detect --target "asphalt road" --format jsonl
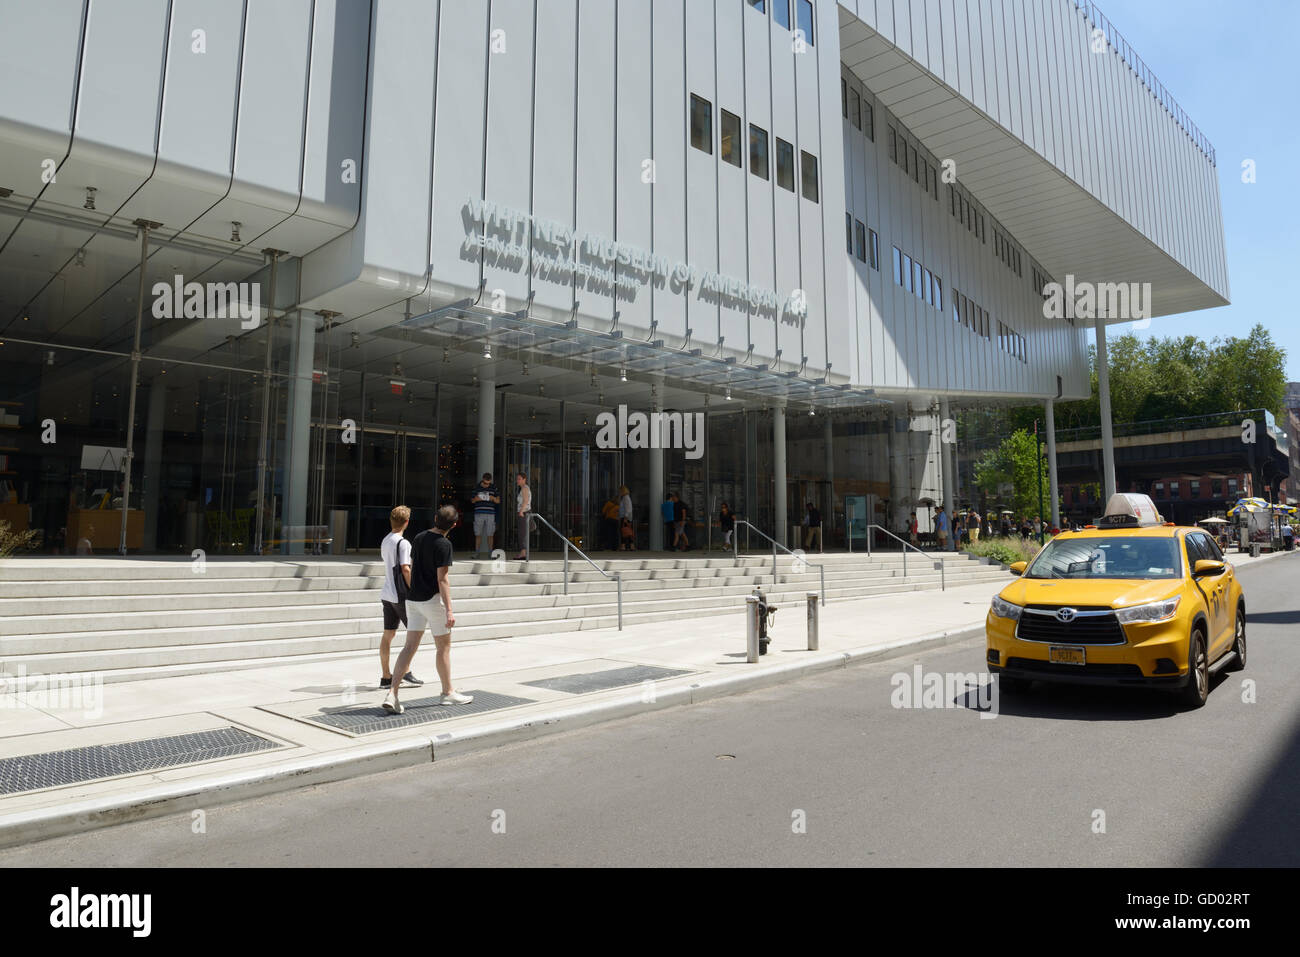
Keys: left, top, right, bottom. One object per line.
{"left": 3, "top": 554, "right": 1297, "bottom": 867}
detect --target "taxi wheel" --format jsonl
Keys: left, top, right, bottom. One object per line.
{"left": 1225, "top": 607, "right": 1246, "bottom": 672}
{"left": 1181, "top": 629, "right": 1209, "bottom": 709}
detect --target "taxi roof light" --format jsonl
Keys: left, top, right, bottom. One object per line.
{"left": 1096, "top": 493, "right": 1163, "bottom": 529}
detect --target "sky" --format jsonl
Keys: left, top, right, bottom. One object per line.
{"left": 1081, "top": 0, "right": 1300, "bottom": 381}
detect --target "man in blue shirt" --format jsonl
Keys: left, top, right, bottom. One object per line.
{"left": 470, "top": 472, "right": 500, "bottom": 558}
{"left": 935, "top": 506, "right": 950, "bottom": 551}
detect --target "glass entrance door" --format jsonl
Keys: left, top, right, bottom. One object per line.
{"left": 352, "top": 426, "right": 439, "bottom": 551}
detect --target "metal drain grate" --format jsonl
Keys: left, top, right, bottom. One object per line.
{"left": 522, "top": 665, "right": 692, "bottom": 694}
{"left": 306, "top": 690, "right": 535, "bottom": 734}
{"left": 0, "top": 727, "right": 282, "bottom": 795}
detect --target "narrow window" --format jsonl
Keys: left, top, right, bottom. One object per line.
{"left": 800, "top": 150, "right": 819, "bottom": 202}
{"left": 690, "top": 94, "right": 712, "bottom": 154}
{"left": 746, "top": 0, "right": 766, "bottom": 12}
{"left": 863, "top": 101, "right": 874, "bottom": 141}
{"left": 933, "top": 275, "right": 942, "bottom": 312}
{"left": 900, "top": 139, "right": 908, "bottom": 175}
{"left": 749, "top": 125, "right": 769, "bottom": 179}
{"left": 893, "top": 246, "right": 903, "bottom": 286}
{"left": 796, "top": 0, "right": 814, "bottom": 45}
{"left": 854, "top": 221, "right": 867, "bottom": 262}
{"left": 869, "top": 229, "right": 879, "bottom": 270}
{"left": 952, "top": 291, "right": 960, "bottom": 325}
{"left": 846, "top": 212, "right": 853, "bottom": 254}
{"left": 912, "top": 260, "right": 922, "bottom": 297}
{"left": 923, "top": 267, "right": 933, "bottom": 305}
{"left": 903, "top": 253, "right": 913, "bottom": 292}
{"left": 910, "top": 146, "right": 919, "bottom": 183}
{"left": 841, "top": 78, "right": 847, "bottom": 118}
{"left": 850, "top": 89, "right": 861, "bottom": 130}
{"left": 776, "top": 138, "right": 796, "bottom": 191}
{"left": 888, "top": 127, "right": 897, "bottom": 164}
{"left": 774, "top": 0, "right": 791, "bottom": 29}
{"left": 720, "top": 110, "right": 742, "bottom": 167}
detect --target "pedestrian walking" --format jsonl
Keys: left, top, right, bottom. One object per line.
{"left": 513, "top": 472, "right": 531, "bottom": 561}
{"left": 471, "top": 473, "right": 500, "bottom": 558}
{"left": 968, "top": 508, "right": 981, "bottom": 543}
{"left": 672, "top": 493, "right": 690, "bottom": 551}
{"left": 908, "top": 511, "right": 919, "bottom": 547}
{"left": 661, "top": 494, "right": 677, "bottom": 550}
{"left": 803, "top": 502, "right": 822, "bottom": 552}
{"left": 382, "top": 505, "right": 471, "bottom": 714}
{"left": 719, "top": 501, "right": 735, "bottom": 549}
{"left": 379, "top": 506, "right": 423, "bottom": 690}
{"left": 618, "top": 485, "right": 635, "bottom": 550}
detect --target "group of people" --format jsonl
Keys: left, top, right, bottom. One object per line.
{"left": 905, "top": 507, "right": 1057, "bottom": 550}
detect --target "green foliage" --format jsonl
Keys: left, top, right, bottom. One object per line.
{"left": 963, "top": 536, "right": 1041, "bottom": 566}
{"left": 0, "top": 521, "right": 39, "bottom": 559}
{"left": 1055, "top": 324, "right": 1288, "bottom": 428}
{"left": 972, "top": 429, "right": 1051, "bottom": 519}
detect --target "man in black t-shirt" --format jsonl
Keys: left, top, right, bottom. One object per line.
{"left": 383, "top": 505, "right": 474, "bottom": 714}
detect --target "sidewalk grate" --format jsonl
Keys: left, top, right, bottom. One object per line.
{"left": 0, "top": 727, "right": 282, "bottom": 795}
{"left": 305, "top": 690, "right": 535, "bottom": 735}
{"left": 522, "top": 665, "right": 692, "bottom": 695}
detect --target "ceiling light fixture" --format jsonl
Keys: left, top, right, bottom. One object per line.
{"left": 620, "top": 365, "right": 628, "bottom": 383}
{"left": 350, "top": 332, "right": 360, "bottom": 348}
{"left": 538, "top": 382, "right": 545, "bottom": 396}
{"left": 83, "top": 187, "right": 96, "bottom": 211}
{"left": 230, "top": 221, "right": 241, "bottom": 243}
{"left": 483, "top": 343, "right": 492, "bottom": 360}
{"left": 75, "top": 248, "right": 85, "bottom": 267}
{"left": 521, "top": 361, "right": 529, "bottom": 376}
{"left": 442, "top": 347, "right": 449, "bottom": 363}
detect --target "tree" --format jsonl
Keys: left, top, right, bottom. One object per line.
{"left": 972, "top": 429, "right": 1052, "bottom": 521}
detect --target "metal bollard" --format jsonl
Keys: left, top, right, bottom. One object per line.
{"left": 745, "top": 595, "right": 760, "bottom": 663}
{"left": 806, "top": 592, "right": 819, "bottom": 650}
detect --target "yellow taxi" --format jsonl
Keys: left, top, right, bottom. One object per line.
{"left": 985, "top": 494, "right": 1246, "bottom": 708}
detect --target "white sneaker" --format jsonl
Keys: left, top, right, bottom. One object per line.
{"left": 440, "top": 690, "right": 474, "bottom": 706}
{"left": 382, "top": 691, "right": 404, "bottom": 715}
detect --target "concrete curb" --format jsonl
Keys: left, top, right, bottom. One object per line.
{"left": 0, "top": 622, "right": 987, "bottom": 848}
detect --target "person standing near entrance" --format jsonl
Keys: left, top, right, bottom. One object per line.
{"left": 379, "top": 506, "right": 423, "bottom": 690}
{"left": 600, "top": 493, "right": 620, "bottom": 550}
{"left": 513, "top": 472, "right": 532, "bottom": 561}
{"left": 967, "top": 508, "right": 981, "bottom": 543}
{"left": 935, "top": 506, "right": 950, "bottom": 550}
{"left": 382, "top": 505, "right": 471, "bottom": 714}
{"left": 908, "top": 511, "right": 919, "bottom": 547}
{"left": 471, "top": 473, "right": 500, "bottom": 558}
{"left": 671, "top": 493, "right": 690, "bottom": 551}
{"left": 803, "top": 502, "right": 822, "bottom": 552}
{"left": 661, "top": 494, "right": 676, "bottom": 551}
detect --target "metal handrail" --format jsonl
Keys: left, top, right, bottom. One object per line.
{"left": 864, "top": 523, "right": 946, "bottom": 591}
{"left": 528, "top": 513, "right": 623, "bottom": 630}
{"left": 731, "top": 519, "right": 825, "bottom": 606}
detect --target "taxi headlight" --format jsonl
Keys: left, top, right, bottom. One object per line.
{"left": 990, "top": 595, "right": 1023, "bottom": 621}
{"left": 1115, "top": 596, "right": 1182, "bottom": 624}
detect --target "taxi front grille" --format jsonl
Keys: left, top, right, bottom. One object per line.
{"left": 1016, "top": 606, "right": 1126, "bottom": 645}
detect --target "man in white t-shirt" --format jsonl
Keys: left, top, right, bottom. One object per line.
{"left": 379, "top": 505, "right": 423, "bottom": 690}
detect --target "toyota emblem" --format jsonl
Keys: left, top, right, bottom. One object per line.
{"left": 1056, "top": 607, "right": 1077, "bottom": 623}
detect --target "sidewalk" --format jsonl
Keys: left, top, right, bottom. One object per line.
{"left": 0, "top": 547, "right": 1288, "bottom": 848}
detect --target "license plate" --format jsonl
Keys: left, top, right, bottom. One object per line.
{"left": 1049, "top": 645, "right": 1086, "bottom": 666}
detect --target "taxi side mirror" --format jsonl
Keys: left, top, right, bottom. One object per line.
{"left": 1193, "top": 559, "right": 1226, "bottom": 577}
{"left": 1009, "top": 561, "right": 1028, "bottom": 576}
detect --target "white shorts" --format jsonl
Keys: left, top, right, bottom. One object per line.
{"left": 473, "top": 513, "right": 496, "bottom": 536}
{"left": 406, "top": 594, "right": 451, "bottom": 637}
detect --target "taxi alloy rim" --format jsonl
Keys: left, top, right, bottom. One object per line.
{"left": 1194, "top": 640, "right": 1208, "bottom": 697}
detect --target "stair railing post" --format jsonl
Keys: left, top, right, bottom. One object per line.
{"left": 563, "top": 540, "right": 569, "bottom": 595}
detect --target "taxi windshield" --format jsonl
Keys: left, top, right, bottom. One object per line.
{"left": 1024, "top": 536, "right": 1181, "bottom": 580}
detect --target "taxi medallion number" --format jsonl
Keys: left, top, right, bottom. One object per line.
{"left": 1048, "top": 645, "right": 1086, "bottom": 666}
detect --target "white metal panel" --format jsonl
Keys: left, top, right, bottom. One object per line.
{"left": 530, "top": 0, "right": 578, "bottom": 317}
{"left": 714, "top": 0, "right": 749, "bottom": 354}
{"left": 482, "top": 0, "right": 535, "bottom": 311}
{"left": 574, "top": 0, "right": 617, "bottom": 327}
{"left": 684, "top": 0, "right": 718, "bottom": 347}
{"left": 651, "top": 0, "right": 687, "bottom": 342}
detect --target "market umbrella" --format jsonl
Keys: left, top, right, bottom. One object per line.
{"left": 1197, "top": 517, "right": 1228, "bottom": 525}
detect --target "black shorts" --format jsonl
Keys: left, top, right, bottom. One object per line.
{"left": 382, "top": 599, "right": 407, "bottom": 630}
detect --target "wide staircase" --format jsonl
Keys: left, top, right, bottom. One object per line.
{"left": 0, "top": 551, "right": 1009, "bottom": 685}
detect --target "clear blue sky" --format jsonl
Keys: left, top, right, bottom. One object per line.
{"left": 1083, "top": 0, "right": 1299, "bottom": 380}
